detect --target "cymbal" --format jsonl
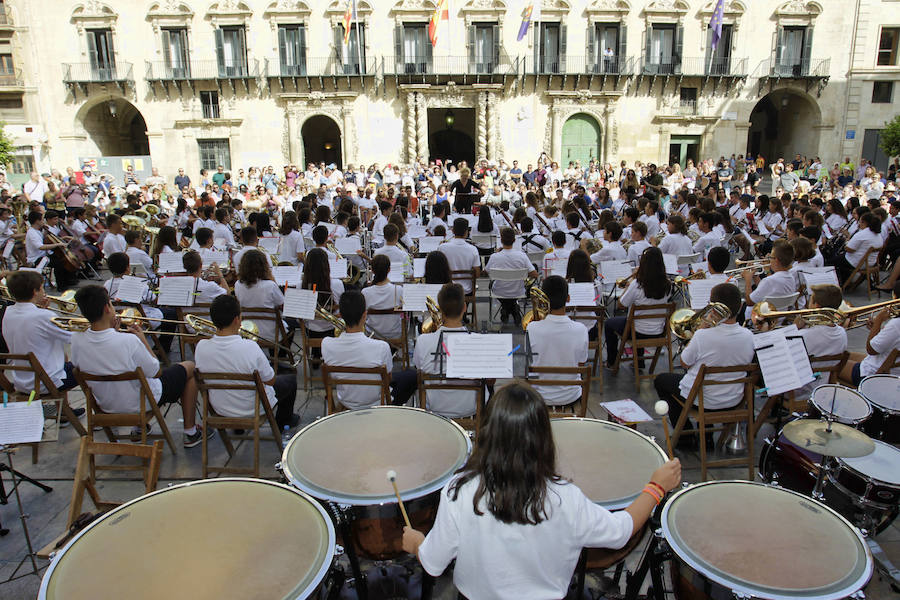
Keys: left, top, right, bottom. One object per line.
{"left": 782, "top": 419, "right": 875, "bottom": 458}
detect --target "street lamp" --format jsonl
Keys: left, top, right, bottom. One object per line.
{"left": 444, "top": 109, "right": 455, "bottom": 129}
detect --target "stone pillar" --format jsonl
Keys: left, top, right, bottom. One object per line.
{"left": 550, "top": 106, "right": 562, "bottom": 162}
{"left": 416, "top": 92, "right": 428, "bottom": 163}
{"left": 602, "top": 105, "right": 612, "bottom": 164}
{"left": 405, "top": 92, "right": 417, "bottom": 164}
{"left": 476, "top": 91, "right": 487, "bottom": 160}
{"left": 487, "top": 92, "right": 500, "bottom": 161}
{"left": 341, "top": 106, "right": 354, "bottom": 166}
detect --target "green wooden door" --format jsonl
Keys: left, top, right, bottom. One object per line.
{"left": 561, "top": 114, "right": 601, "bottom": 166}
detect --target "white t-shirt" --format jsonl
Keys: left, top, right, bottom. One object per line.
{"left": 361, "top": 282, "right": 402, "bottom": 338}
{"left": 440, "top": 238, "right": 481, "bottom": 294}
{"left": 861, "top": 317, "right": 900, "bottom": 377}
{"left": 795, "top": 325, "right": 848, "bottom": 399}
{"left": 70, "top": 328, "right": 163, "bottom": 413}
{"left": 486, "top": 248, "right": 534, "bottom": 298}
{"left": 658, "top": 233, "right": 694, "bottom": 257}
{"left": 234, "top": 279, "right": 285, "bottom": 344}
{"left": 321, "top": 331, "right": 393, "bottom": 410}
{"left": 626, "top": 239, "right": 651, "bottom": 264}
{"left": 748, "top": 270, "right": 797, "bottom": 305}
{"left": 233, "top": 246, "right": 274, "bottom": 269}
{"left": 25, "top": 227, "right": 46, "bottom": 264}
{"left": 591, "top": 241, "right": 627, "bottom": 263}
{"left": 845, "top": 228, "right": 881, "bottom": 267}
{"left": 527, "top": 314, "right": 589, "bottom": 405}
{"left": 279, "top": 230, "right": 306, "bottom": 265}
{"left": 126, "top": 246, "right": 154, "bottom": 277}
{"left": 419, "top": 476, "right": 633, "bottom": 600}
{"left": 679, "top": 322, "right": 755, "bottom": 409}
{"left": 620, "top": 280, "right": 669, "bottom": 335}
{"left": 195, "top": 335, "right": 277, "bottom": 416}
{"left": 1, "top": 302, "right": 71, "bottom": 392}
{"left": 103, "top": 232, "right": 126, "bottom": 257}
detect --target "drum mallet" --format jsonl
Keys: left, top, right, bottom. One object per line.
{"left": 654, "top": 401, "right": 674, "bottom": 459}
{"left": 387, "top": 470, "right": 411, "bottom": 528}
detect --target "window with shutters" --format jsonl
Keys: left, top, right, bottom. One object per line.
{"left": 10, "top": 147, "right": 34, "bottom": 176}
{"left": 466, "top": 23, "right": 498, "bottom": 74}
{"left": 216, "top": 26, "right": 247, "bottom": 78}
{"left": 590, "top": 23, "right": 623, "bottom": 74}
{"left": 775, "top": 26, "right": 810, "bottom": 76}
{"left": 278, "top": 25, "right": 306, "bottom": 76}
{"left": 401, "top": 23, "right": 429, "bottom": 74}
{"left": 86, "top": 29, "right": 116, "bottom": 81}
{"left": 679, "top": 87, "right": 697, "bottom": 115}
{"left": 872, "top": 81, "right": 893, "bottom": 103}
{"left": 198, "top": 139, "right": 231, "bottom": 171}
{"left": 705, "top": 23, "right": 732, "bottom": 75}
{"left": 335, "top": 24, "right": 366, "bottom": 75}
{"left": 161, "top": 28, "right": 190, "bottom": 78}
{"left": 877, "top": 27, "right": 899, "bottom": 66}
{"left": 200, "top": 91, "right": 220, "bottom": 119}
{"left": 539, "top": 23, "right": 563, "bottom": 73}
{"left": 646, "top": 24, "right": 677, "bottom": 74}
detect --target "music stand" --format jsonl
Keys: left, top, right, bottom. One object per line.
{"left": 453, "top": 193, "right": 479, "bottom": 214}
{"left": 0, "top": 446, "right": 50, "bottom": 584}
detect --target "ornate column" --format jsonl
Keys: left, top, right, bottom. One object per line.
{"left": 476, "top": 91, "right": 487, "bottom": 160}
{"left": 341, "top": 106, "right": 354, "bottom": 166}
{"left": 487, "top": 92, "right": 500, "bottom": 161}
{"left": 550, "top": 105, "right": 562, "bottom": 162}
{"left": 405, "top": 92, "right": 417, "bottom": 164}
{"left": 602, "top": 104, "right": 612, "bottom": 164}
{"left": 416, "top": 92, "right": 428, "bottom": 163}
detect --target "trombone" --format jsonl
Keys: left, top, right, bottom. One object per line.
{"left": 616, "top": 270, "right": 637, "bottom": 288}
{"left": 750, "top": 302, "right": 845, "bottom": 330}
{"left": 50, "top": 308, "right": 198, "bottom": 335}
{"left": 723, "top": 259, "right": 770, "bottom": 278}
{"left": 840, "top": 298, "right": 900, "bottom": 329}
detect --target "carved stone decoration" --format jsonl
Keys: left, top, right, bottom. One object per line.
{"left": 324, "top": 0, "right": 374, "bottom": 25}
{"left": 206, "top": 0, "right": 252, "bottom": 26}
{"left": 416, "top": 92, "right": 428, "bottom": 162}
{"left": 390, "top": 0, "right": 439, "bottom": 24}
{"left": 71, "top": 1, "right": 118, "bottom": 33}
{"left": 487, "top": 93, "right": 500, "bottom": 161}
{"left": 406, "top": 92, "right": 417, "bottom": 163}
{"left": 460, "top": 0, "right": 507, "bottom": 26}
{"left": 263, "top": 0, "right": 312, "bottom": 30}
{"left": 280, "top": 92, "right": 357, "bottom": 166}
{"left": 776, "top": 0, "right": 823, "bottom": 16}
{"left": 476, "top": 92, "right": 488, "bottom": 160}
{"left": 147, "top": 2, "right": 194, "bottom": 34}
{"left": 538, "top": 0, "right": 573, "bottom": 19}
{"left": 585, "top": 0, "right": 630, "bottom": 20}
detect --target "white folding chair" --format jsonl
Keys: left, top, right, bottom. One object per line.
{"left": 764, "top": 293, "right": 799, "bottom": 311}
{"left": 487, "top": 267, "right": 530, "bottom": 323}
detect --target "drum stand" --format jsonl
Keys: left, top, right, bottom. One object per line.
{"left": 623, "top": 529, "right": 671, "bottom": 600}
{"left": 0, "top": 447, "right": 50, "bottom": 584}
{"left": 324, "top": 502, "right": 369, "bottom": 600}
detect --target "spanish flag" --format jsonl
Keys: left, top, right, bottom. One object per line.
{"left": 517, "top": 1, "right": 540, "bottom": 42}
{"left": 342, "top": 0, "right": 357, "bottom": 46}
{"left": 429, "top": 0, "right": 449, "bottom": 47}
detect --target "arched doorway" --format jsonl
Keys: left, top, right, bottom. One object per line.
{"left": 301, "top": 115, "right": 342, "bottom": 168}
{"left": 561, "top": 114, "right": 602, "bottom": 167}
{"left": 81, "top": 98, "right": 150, "bottom": 156}
{"left": 747, "top": 89, "right": 821, "bottom": 164}
{"left": 428, "top": 108, "right": 476, "bottom": 167}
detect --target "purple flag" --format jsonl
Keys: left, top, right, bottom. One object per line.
{"left": 709, "top": 0, "right": 725, "bottom": 50}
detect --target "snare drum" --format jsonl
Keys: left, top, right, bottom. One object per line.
{"left": 39, "top": 478, "right": 335, "bottom": 600}
{"left": 281, "top": 406, "right": 471, "bottom": 560}
{"left": 808, "top": 384, "right": 872, "bottom": 426}
{"left": 663, "top": 481, "right": 872, "bottom": 600}
{"left": 858, "top": 374, "right": 900, "bottom": 443}
{"left": 552, "top": 418, "right": 667, "bottom": 569}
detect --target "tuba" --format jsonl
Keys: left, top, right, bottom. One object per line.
{"left": 669, "top": 302, "right": 732, "bottom": 341}
{"left": 521, "top": 287, "right": 551, "bottom": 330}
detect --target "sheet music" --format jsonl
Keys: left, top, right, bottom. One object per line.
{"left": 800, "top": 268, "right": 840, "bottom": 288}
{"left": 417, "top": 236, "right": 443, "bottom": 253}
{"left": 600, "top": 260, "right": 634, "bottom": 282}
{"left": 114, "top": 275, "right": 148, "bottom": 304}
{"left": 333, "top": 236, "right": 362, "bottom": 255}
{"left": 272, "top": 265, "right": 302, "bottom": 288}
{"left": 446, "top": 333, "right": 513, "bottom": 378}
{"left": 201, "top": 250, "right": 229, "bottom": 270}
{"left": 408, "top": 225, "right": 428, "bottom": 239}
{"left": 688, "top": 279, "right": 721, "bottom": 310}
{"left": 282, "top": 288, "right": 317, "bottom": 319}
{"left": 0, "top": 402, "right": 47, "bottom": 445}
{"left": 544, "top": 256, "right": 567, "bottom": 277}
{"left": 157, "top": 276, "right": 196, "bottom": 307}
{"left": 402, "top": 284, "right": 443, "bottom": 311}
{"left": 663, "top": 253, "right": 679, "bottom": 275}
{"left": 566, "top": 282, "right": 597, "bottom": 306}
{"left": 753, "top": 329, "right": 801, "bottom": 395}
{"left": 600, "top": 399, "right": 653, "bottom": 423}
{"left": 329, "top": 257, "right": 348, "bottom": 277}
{"left": 258, "top": 236, "right": 280, "bottom": 254}
{"left": 413, "top": 257, "right": 426, "bottom": 279}
{"left": 157, "top": 252, "right": 185, "bottom": 273}
{"left": 388, "top": 261, "right": 405, "bottom": 283}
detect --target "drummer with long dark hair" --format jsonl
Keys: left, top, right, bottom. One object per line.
{"left": 402, "top": 381, "right": 681, "bottom": 599}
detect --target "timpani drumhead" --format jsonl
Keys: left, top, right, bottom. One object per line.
{"left": 810, "top": 384, "right": 872, "bottom": 424}
{"left": 859, "top": 374, "right": 900, "bottom": 413}
{"left": 39, "top": 478, "right": 335, "bottom": 600}
{"left": 552, "top": 418, "right": 667, "bottom": 510}
{"left": 282, "top": 406, "right": 471, "bottom": 505}
{"left": 839, "top": 439, "right": 900, "bottom": 486}
{"left": 662, "top": 481, "right": 872, "bottom": 600}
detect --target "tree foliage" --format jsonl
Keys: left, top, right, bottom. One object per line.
{"left": 880, "top": 114, "right": 900, "bottom": 158}
{"left": 0, "top": 123, "right": 14, "bottom": 167}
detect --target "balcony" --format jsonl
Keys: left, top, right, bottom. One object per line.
{"left": 0, "top": 68, "right": 23, "bottom": 89}
{"left": 654, "top": 98, "right": 722, "bottom": 124}
{"left": 62, "top": 62, "right": 133, "bottom": 98}
{"left": 262, "top": 56, "right": 378, "bottom": 92}
{"left": 753, "top": 57, "right": 830, "bottom": 95}
{"left": 380, "top": 55, "right": 519, "bottom": 84}
{"left": 145, "top": 59, "right": 260, "bottom": 95}
{"left": 0, "top": 6, "right": 12, "bottom": 29}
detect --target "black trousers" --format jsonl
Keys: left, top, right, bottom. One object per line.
{"left": 834, "top": 255, "right": 857, "bottom": 285}
{"left": 273, "top": 373, "right": 297, "bottom": 428}
{"left": 45, "top": 254, "right": 77, "bottom": 292}
{"left": 390, "top": 368, "right": 419, "bottom": 406}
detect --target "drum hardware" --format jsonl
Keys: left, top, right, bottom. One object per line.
{"left": 669, "top": 302, "right": 731, "bottom": 341}
{"left": 864, "top": 536, "right": 900, "bottom": 592}
{"left": 858, "top": 374, "right": 900, "bottom": 444}
{"left": 781, "top": 418, "right": 875, "bottom": 460}
{"left": 721, "top": 421, "right": 747, "bottom": 455}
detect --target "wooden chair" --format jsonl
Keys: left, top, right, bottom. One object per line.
{"left": 298, "top": 320, "right": 328, "bottom": 390}
{"left": 322, "top": 364, "right": 391, "bottom": 414}
{"left": 612, "top": 303, "right": 676, "bottom": 389}
{"left": 567, "top": 305, "right": 605, "bottom": 377}
{"left": 670, "top": 364, "right": 759, "bottom": 481}
{"left": 0, "top": 352, "right": 88, "bottom": 462}
{"left": 752, "top": 351, "right": 849, "bottom": 437}
{"left": 174, "top": 303, "right": 212, "bottom": 361}
{"left": 451, "top": 269, "right": 478, "bottom": 323}
{"left": 842, "top": 246, "right": 882, "bottom": 299}
{"left": 238, "top": 305, "right": 292, "bottom": 373}
{"left": 195, "top": 370, "right": 281, "bottom": 479}
{"left": 526, "top": 365, "right": 591, "bottom": 417}
{"left": 75, "top": 366, "right": 178, "bottom": 465}
{"left": 418, "top": 371, "right": 485, "bottom": 433}
{"left": 36, "top": 438, "right": 163, "bottom": 559}
{"left": 876, "top": 348, "right": 900, "bottom": 374}
{"left": 366, "top": 308, "right": 410, "bottom": 368}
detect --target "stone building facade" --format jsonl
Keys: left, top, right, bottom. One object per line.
{"left": 0, "top": 0, "right": 898, "bottom": 183}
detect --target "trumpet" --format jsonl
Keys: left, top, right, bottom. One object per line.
{"left": 723, "top": 259, "right": 770, "bottom": 278}
{"left": 616, "top": 270, "right": 637, "bottom": 288}
{"left": 669, "top": 302, "right": 732, "bottom": 341}
{"left": 521, "top": 287, "right": 551, "bottom": 329}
